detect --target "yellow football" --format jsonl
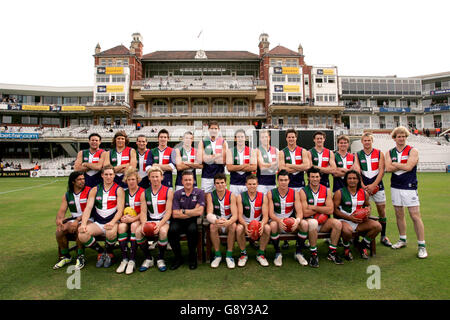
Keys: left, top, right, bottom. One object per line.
{"left": 124, "top": 207, "right": 137, "bottom": 216}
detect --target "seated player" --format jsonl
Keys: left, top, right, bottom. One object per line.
{"left": 135, "top": 165, "right": 173, "bottom": 272}
{"left": 235, "top": 175, "right": 270, "bottom": 267}
{"left": 268, "top": 170, "right": 309, "bottom": 267}
{"left": 116, "top": 168, "right": 146, "bottom": 274}
{"left": 206, "top": 173, "right": 238, "bottom": 269}
{"left": 54, "top": 171, "right": 91, "bottom": 270}
{"left": 333, "top": 170, "right": 382, "bottom": 260}
{"left": 78, "top": 165, "right": 125, "bottom": 268}
{"left": 300, "top": 167, "right": 343, "bottom": 267}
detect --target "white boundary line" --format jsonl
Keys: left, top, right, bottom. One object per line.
{"left": 0, "top": 180, "right": 62, "bottom": 195}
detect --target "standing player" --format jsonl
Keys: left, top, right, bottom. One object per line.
{"left": 135, "top": 166, "right": 173, "bottom": 272}
{"left": 300, "top": 168, "right": 343, "bottom": 267}
{"left": 268, "top": 170, "right": 309, "bottom": 267}
{"left": 235, "top": 175, "right": 271, "bottom": 267}
{"left": 279, "top": 128, "right": 311, "bottom": 192}
{"left": 135, "top": 134, "right": 151, "bottom": 189}
{"left": 175, "top": 131, "right": 203, "bottom": 191}
{"left": 105, "top": 131, "right": 137, "bottom": 189}
{"left": 206, "top": 173, "right": 238, "bottom": 269}
{"left": 78, "top": 165, "right": 125, "bottom": 268}
{"left": 116, "top": 168, "right": 146, "bottom": 274}
{"left": 198, "top": 121, "right": 228, "bottom": 193}
{"left": 54, "top": 171, "right": 90, "bottom": 270}
{"left": 332, "top": 135, "right": 356, "bottom": 193}
{"left": 309, "top": 131, "right": 336, "bottom": 188}
{"left": 333, "top": 170, "right": 382, "bottom": 260}
{"left": 256, "top": 130, "right": 279, "bottom": 194}
{"left": 385, "top": 126, "right": 427, "bottom": 258}
{"left": 146, "top": 129, "right": 175, "bottom": 189}
{"left": 74, "top": 133, "right": 107, "bottom": 188}
{"left": 355, "top": 132, "right": 392, "bottom": 247}
{"left": 226, "top": 129, "right": 257, "bottom": 195}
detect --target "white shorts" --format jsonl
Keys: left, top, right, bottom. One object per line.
{"left": 229, "top": 184, "right": 247, "bottom": 195}
{"left": 257, "top": 185, "right": 276, "bottom": 195}
{"left": 94, "top": 221, "right": 107, "bottom": 235}
{"left": 340, "top": 219, "right": 358, "bottom": 232}
{"left": 370, "top": 189, "right": 386, "bottom": 204}
{"left": 391, "top": 188, "right": 420, "bottom": 207}
{"left": 201, "top": 178, "right": 215, "bottom": 193}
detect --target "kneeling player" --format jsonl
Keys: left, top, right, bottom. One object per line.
{"left": 135, "top": 166, "right": 173, "bottom": 272}
{"left": 236, "top": 175, "right": 270, "bottom": 267}
{"left": 54, "top": 171, "right": 90, "bottom": 270}
{"left": 333, "top": 170, "right": 382, "bottom": 259}
{"left": 206, "top": 173, "right": 238, "bottom": 269}
{"left": 300, "top": 168, "right": 343, "bottom": 267}
{"left": 116, "top": 168, "right": 146, "bottom": 274}
{"left": 268, "top": 170, "right": 309, "bottom": 267}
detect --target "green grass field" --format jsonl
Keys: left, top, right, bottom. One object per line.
{"left": 0, "top": 173, "right": 449, "bottom": 300}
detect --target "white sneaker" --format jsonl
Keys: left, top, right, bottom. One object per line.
{"left": 156, "top": 259, "right": 167, "bottom": 272}
{"left": 418, "top": 247, "right": 428, "bottom": 259}
{"left": 139, "top": 258, "right": 154, "bottom": 272}
{"left": 274, "top": 253, "right": 283, "bottom": 267}
{"left": 226, "top": 257, "right": 235, "bottom": 269}
{"left": 295, "top": 253, "right": 308, "bottom": 266}
{"left": 211, "top": 256, "right": 222, "bottom": 268}
{"left": 391, "top": 240, "right": 407, "bottom": 249}
{"left": 116, "top": 259, "right": 128, "bottom": 273}
{"left": 125, "top": 260, "right": 135, "bottom": 275}
{"left": 237, "top": 255, "right": 248, "bottom": 267}
{"left": 256, "top": 255, "right": 269, "bottom": 267}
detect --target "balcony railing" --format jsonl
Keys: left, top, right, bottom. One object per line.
{"left": 87, "top": 101, "right": 130, "bottom": 108}
{"left": 132, "top": 111, "right": 266, "bottom": 118}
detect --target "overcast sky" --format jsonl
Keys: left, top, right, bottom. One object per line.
{"left": 1, "top": 0, "right": 448, "bottom": 87}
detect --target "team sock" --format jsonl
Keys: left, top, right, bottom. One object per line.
{"left": 343, "top": 241, "right": 351, "bottom": 249}
{"left": 271, "top": 233, "right": 280, "bottom": 253}
{"left": 137, "top": 237, "right": 150, "bottom": 259}
{"left": 240, "top": 249, "right": 247, "bottom": 256}
{"left": 77, "top": 248, "right": 85, "bottom": 256}
{"left": 129, "top": 233, "right": 137, "bottom": 261}
{"left": 296, "top": 231, "right": 308, "bottom": 253}
{"left": 84, "top": 236, "right": 104, "bottom": 253}
{"left": 215, "top": 250, "right": 221, "bottom": 258}
{"left": 257, "top": 249, "right": 265, "bottom": 256}
{"left": 379, "top": 217, "right": 387, "bottom": 238}
{"left": 363, "top": 236, "right": 372, "bottom": 248}
{"left": 118, "top": 233, "right": 129, "bottom": 260}
{"left": 399, "top": 235, "right": 407, "bottom": 242}
{"left": 158, "top": 238, "right": 168, "bottom": 260}
{"left": 226, "top": 250, "right": 233, "bottom": 258}
{"left": 328, "top": 244, "right": 337, "bottom": 253}
{"left": 60, "top": 248, "right": 70, "bottom": 258}
{"left": 310, "top": 246, "right": 318, "bottom": 254}
{"left": 418, "top": 240, "right": 426, "bottom": 248}
{"left": 105, "top": 237, "right": 117, "bottom": 254}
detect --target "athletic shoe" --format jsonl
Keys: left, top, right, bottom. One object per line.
{"left": 149, "top": 241, "right": 157, "bottom": 250}
{"left": 360, "top": 248, "right": 369, "bottom": 259}
{"left": 237, "top": 254, "right": 248, "bottom": 267}
{"left": 125, "top": 260, "right": 136, "bottom": 274}
{"left": 344, "top": 248, "right": 353, "bottom": 261}
{"left": 309, "top": 252, "right": 319, "bottom": 268}
{"left": 391, "top": 240, "right": 407, "bottom": 249}
{"left": 157, "top": 259, "right": 167, "bottom": 272}
{"left": 53, "top": 256, "right": 72, "bottom": 270}
{"left": 103, "top": 253, "right": 114, "bottom": 268}
{"left": 256, "top": 255, "right": 269, "bottom": 267}
{"left": 139, "top": 257, "right": 154, "bottom": 272}
{"left": 418, "top": 247, "right": 428, "bottom": 259}
{"left": 116, "top": 259, "right": 129, "bottom": 273}
{"left": 273, "top": 253, "right": 283, "bottom": 267}
{"left": 210, "top": 256, "right": 222, "bottom": 268}
{"left": 327, "top": 250, "right": 344, "bottom": 265}
{"left": 226, "top": 257, "right": 236, "bottom": 269}
{"left": 281, "top": 240, "right": 290, "bottom": 250}
{"left": 294, "top": 252, "right": 308, "bottom": 266}
{"left": 96, "top": 253, "right": 106, "bottom": 268}
{"left": 75, "top": 254, "right": 86, "bottom": 270}
{"left": 380, "top": 236, "right": 393, "bottom": 247}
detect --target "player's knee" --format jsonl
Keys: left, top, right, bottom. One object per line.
{"left": 210, "top": 223, "right": 218, "bottom": 233}
{"left": 229, "top": 223, "right": 236, "bottom": 232}
{"left": 264, "top": 224, "right": 271, "bottom": 234}
{"left": 308, "top": 219, "right": 318, "bottom": 231}
{"left": 118, "top": 223, "right": 127, "bottom": 233}
{"left": 332, "top": 218, "right": 342, "bottom": 231}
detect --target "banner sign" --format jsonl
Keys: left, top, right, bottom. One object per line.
{"left": 274, "top": 67, "right": 299, "bottom": 74}
{"left": 106, "top": 85, "right": 124, "bottom": 92}
{"left": 274, "top": 85, "right": 299, "bottom": 92}
{"left": 317, "top": 68, "right": 335, "bottom": 75}
{"left": 379, "top": 107, "right": 411, "bottom": 113}
{"left": 0, "top": 132, "right": 39, "bottom": 139}
{"left": 97, "top": 85, "right": 107, "bottom": 93}
{"left": 106, "top": 67, "right": 124, "bottom": 74}
{"left": 0, "top": 170, "right": 30, "bottom": 177}
{"left": 430, "top": 89, "right": 450, "bottom": 95}
{"left": 424, "top": 105, "right": 450, "bottom": 112}
{"left": 22, "top": 105, "right": 50, "bottom": 111}
{"left": 3, "top": 104, "right": 86, "bottom": 112}
{"left": 61, "top": 106, "right": 86, "bottom": 111}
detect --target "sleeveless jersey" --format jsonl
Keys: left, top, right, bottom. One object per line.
{"left": 302, "top": 184, "right": 327, "bottom": 207}
{"left": 282, "top": 146, "right": 305, "bottom": 188}
{"left": 93, "top": 183, "right": 120, "bottom": 224}
{"left": 241, "top": 191, "right": 264, "bottom": 223}
{"left": 147, "top": 147, "right": 174, "bottom": 188}
{"left": 136, "top": 149, "right": 151, "bottom": 179}
{"left": 82, "top": 149, "right": 104, "bottom": 176}
{"left": 257, "top": 145, "right": 278, "bottom": 186}
{"left": 357, "top": 149, "right": 384, "bottom": 190}
{"left": 211, "top": 189, "right": 232, "bottom": 219}
{"left": 65, "top": 186, "right": 91, "bottom": 218}
{"left": 145, "top": 185, "right": 169, "bottom": 221}
{"left": 175, "top": 147, "right": 198, "bottom": 187}
{"left": 202, "top": 138, "right": 225, "bottom": 179}
{"left": 310, "top": 148, "right": 331, "bottom": 187}
{"left": 339, "top": 187, "right": 366, "bottom": 216}
{"left": 271, "top": 188, "right": 296, "bottom": 219}
{"left": 333, "top": 152, "right": 355, "bottom": 192}
{"left": 389, "top": 145, "right": 417, "bottom": 190}
{"left": 230, "top": 146, "right": 251, "bottom": 186}
{"left": 110, "top": 147, "right": 132, "bottom": 176}
{"left": 125, "top": 187, "right": 145, "bottom": 214}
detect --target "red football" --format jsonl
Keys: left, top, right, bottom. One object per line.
{"left": 143, "top": 222, "right": 156, "bottom": 237}
{"left": 248, "top": 220, "right": 261, "bottom": 241}
{"left": 352, "top": 208, "right": 370, "bottom": 221}
{"left": 283, "top": 217, "right": 295, "bottom": 232}
{"left": 313, "top": 213, "right": 328, "bottom": 225}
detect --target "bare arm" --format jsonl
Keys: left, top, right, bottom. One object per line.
{"left": 392, "top": 148, "right": 419, "bottom": 172}
{"left": 73, "top": 151, "right": 85, "bottom": 172}
{"left": 79, "top": 187, "right": 96, "bottom": 231}
{"left": 384, "top": 150, "right": 396, "bottom": 173}
{"left": 320, "top": 151, "right": 337, "bottom": 174}
{"left": 226, "top": 193, "right": 238, "bottom": 225}
{"left": 237, "top": 194, "right": 246, "bottom": 226}
{"left": 84, "top": 151, "right": 106, "bottom": 171}
{"left": 139, "top": 192, "right": 148, "bottom": 225}
{"left": 56, "top": 194, "right": 69, "bottom": 228}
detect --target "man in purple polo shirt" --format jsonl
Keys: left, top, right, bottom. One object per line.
{"left": 168, "top": 171, "right": 206, "bottom": 270}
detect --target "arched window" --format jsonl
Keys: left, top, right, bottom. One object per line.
{"left": 172, "top": 100, "right": 188, "bottom": 113}
{"left": 233, "top": 100, "right": 248, "bottom": 113}
{"left": 212, "top": 100, "right": 228, "bottom": 114}
{"left": 192, "top": 100, "right": 209, "bottom": 114}
{"left": 152, "top": 100, "right": 168, "bottom": 114}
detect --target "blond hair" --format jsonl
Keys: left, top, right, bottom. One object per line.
{"left": 123, "top": 167, "right": 141, "bottom": 183}
{"left": 147, "top": 165, "right": 164, "bottom": 177}
{"left": 360, "top": 132, "right": 374, "bottom": 142}
{"left": 391, "top": 126, "right": 410, "bottom": 139}
{"left": 337, "top": 135, "right": 350, "bottom": 144}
